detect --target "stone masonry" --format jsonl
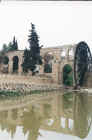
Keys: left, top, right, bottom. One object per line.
{"left": 0, "top": 44, "right": 76, "bottom": 85}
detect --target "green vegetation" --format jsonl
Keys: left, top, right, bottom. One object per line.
{"left": 22, "top": 23, "right": 42, "bottom": 75}
{"left": 63, "top": 93, "right": 73, "bottom": 109}
{"left": 0, "top": 36, "right": 18, "bottom": 66}
{"left": 63, "top": 64, "right": 73, "bottom": 86}
{"left": 44, "top": 53, "right": 53, "bottom": 73}
{"left": 30, "top": 90, "right": 41, "bottom": 94}
{"left": 2, "top": 36, "right": 18, "bottom": 54}
{"left": 44, "top": 63, "right": 52, "bottom": 73}
{"left": 22, "top": 49, "right": 30, "bottom": 73}
{"left": 63, "top": 92, "right": 73, "bottom": 99}
{"left": 0, "top": 90, "right": 21, "bottom": 97}
{"left": 0, "top": 90, "right": 42, "bottom": 99}
{"left": 3, "top": 56, "right": 9, "bottom": 65}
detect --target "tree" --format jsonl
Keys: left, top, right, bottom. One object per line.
{"left": 15, "top": 40, "right": 18, "bottom": 50}
{"left": 3, "top": 56, "right": 9, "bottom": 65}
{"left": 8, "top": 42, "right": 12, "bottom": 49}
{"left": 2, "top": 44, "right": 8, "bottom": 53}
{"left": 28, "top": 23, "right": 42, "bottom": 66}
{"left": 0, "top": 53, "right": 4, "bottom": 64}
{"left": 22, "top": 49, "right": 31, "bottom": 73}
{"left": 44, "top": 63, "right": 52, "bottom": 73}
{"left": 63, "top": 64, "right": 73, "bottom": 86}
{"left": 12, "top": 36, "right": 18, "bottom": 51}
{"left": 22, "top": 23, "right": 42, "bottom": 74}
{"left": 2, "top": 36, "right": 18, "bottom": 54}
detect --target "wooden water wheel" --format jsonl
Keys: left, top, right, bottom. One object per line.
{"left": 74, "top": 41, "right": 92, "bottom": 86}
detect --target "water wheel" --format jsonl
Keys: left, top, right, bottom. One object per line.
{"left": 74, "top": 41, "right": 92, "bottom": 86}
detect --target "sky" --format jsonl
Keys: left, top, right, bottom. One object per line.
{"left": 0, "top": 2, "right": 92, "bottom": 50}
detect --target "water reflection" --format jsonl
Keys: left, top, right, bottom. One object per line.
{"left": 22, "top": 106, "right": 43, "bottom": 140}
{"left": 73, "top": 93, "right": 92, "bottom": 139}
{"left": 0, "top": 91, "right": 92, "bottom": 140}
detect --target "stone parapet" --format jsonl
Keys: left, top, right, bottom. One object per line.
{"left": 0, "top": 74, "right": 62, "bottom": 92}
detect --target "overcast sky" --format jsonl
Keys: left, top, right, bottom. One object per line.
{"left": 0, "top": 2, "right": 92, "bottom": 50}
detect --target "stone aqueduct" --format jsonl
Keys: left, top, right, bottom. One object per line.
{"left": 0, "top": 44, "right": 76, "bottom": 84}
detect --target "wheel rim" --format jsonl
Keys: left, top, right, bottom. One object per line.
{"left": 74, "top": 41, "right": 92, "bottom": 86}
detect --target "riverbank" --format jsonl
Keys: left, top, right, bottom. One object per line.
{"left": 0, "top": 74, "right": 91, "bottom": 97}
{"left": 0, "top": 74, "right": 62, "bottom": 94}
{"left": 0, "top": 83, "right": 62, "bottom": 93}
{"left": 0, "top": 82, "right": 91, "bottom": 97}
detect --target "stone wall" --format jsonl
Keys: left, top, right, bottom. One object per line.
{"left": 0, "top": 44, "right": 76, "bottom": 84}
{"left": 0, "top": 74, "right": 62, "bottom": 92}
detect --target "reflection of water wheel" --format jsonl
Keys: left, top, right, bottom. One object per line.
{"left": 74, "top": 41, "right": 92, "bottom": 86}
{"left": 73, "top": 94, "right": 92, "bottom": 139}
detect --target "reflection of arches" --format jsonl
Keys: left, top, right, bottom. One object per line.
{"left": 12, "top": 109, "right": 18, "bottom": 120}
{"left": 43, "top": 104, "right": 51, "bottom": 118}
{"left": 0, "top": 111, "right": 8, "bottom": 119}
{"left": 12, "top": 56, "right": 19, "bottom": 73}
{"left": 63, "top": 64, "right": 73, "bottom": 86}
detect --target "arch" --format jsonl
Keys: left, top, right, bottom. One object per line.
{"left": 12, "top": 56, "right": 19, "bottom": 73}
{"left": 3, "top": 56, "right": 9, "bottom": 65}
{"left": 68, "top": 48, "right": 74, "bottom": 60}
{"left": 61, "top": 50, "right": 66, "bottom": 59}
{"left": 63, "top": 64, "right": 73, "bottom": 86}
{"left": 3, "top": 56, "right": 9, "bottom": 73}
{"left": 43, "top": 52, "right": 53, "bottom": 73}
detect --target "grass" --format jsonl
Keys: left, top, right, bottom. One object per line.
{"left": 0, "top": 89, "right": 42, "bottom": 99}
{"left": 0, "top": 88, "right": 60, "bottom": 99}
{"left": 30, "top": 90, "right": 42, "bottom": 94}
{"left": 0, "top": 90, "right": 21, "bottom": 97}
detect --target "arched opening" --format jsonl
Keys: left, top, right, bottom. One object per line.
{"left": 44, "top": 52, "right": 53, "bottom": 73}
{"left": 3, "top": 56, "right": 9, "bottom": 73}
{"left": 68, "top": 49, "right": 74, "bottom": 60}
{"left": 12, "top": 56, "right": 19, "bottom": 73}
{"left": 44, "top": 63, "right": 52, "bottom": 73}
{"left": 63, "top": 64, "right": 73, "bottom": 86}
{"left": 61, "top": 50, "right": 66, "bottom": 59}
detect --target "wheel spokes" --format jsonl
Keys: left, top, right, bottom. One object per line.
{"left": 74, "top": 41, "right": 92, "bottom": 86}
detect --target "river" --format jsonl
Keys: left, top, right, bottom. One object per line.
{"left": 0, "top": 90, "right": 91, "bottom": 140}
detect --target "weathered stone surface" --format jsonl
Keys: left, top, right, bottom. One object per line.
{"left": 0, "top": 45, "right": 75, "bottom": 84}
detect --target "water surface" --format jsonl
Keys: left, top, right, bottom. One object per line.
{"left": 0, "top": 91, "right": 92, "bottom": 140}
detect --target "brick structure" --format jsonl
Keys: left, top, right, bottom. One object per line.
{"left": 0, "top": 44, "right": 76, "bottom": 84}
